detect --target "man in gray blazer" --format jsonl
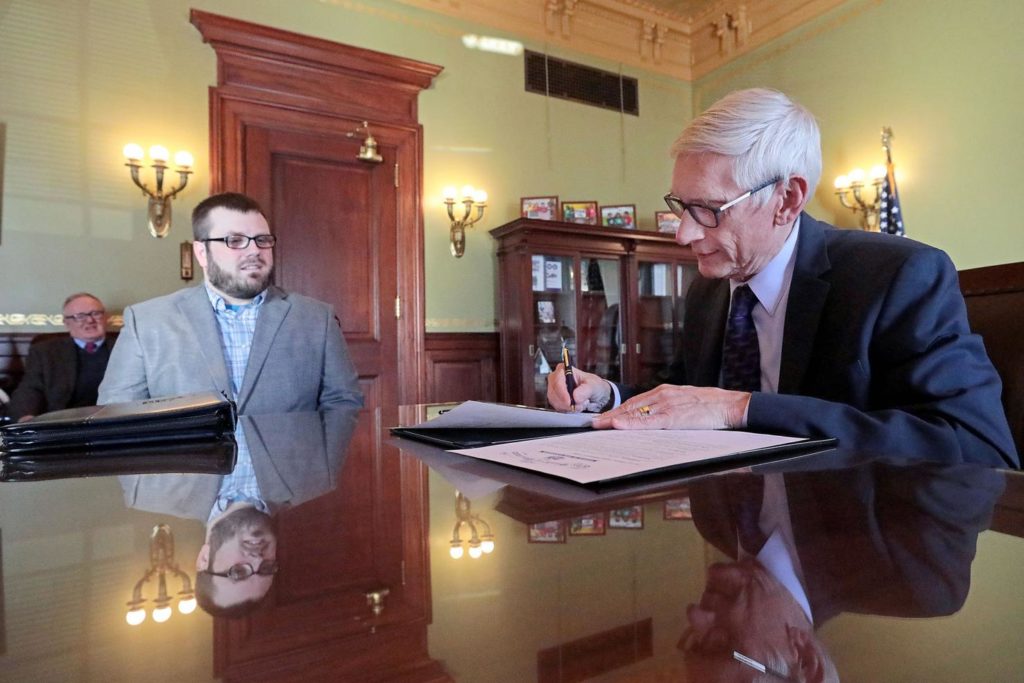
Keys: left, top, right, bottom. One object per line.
{"left": 98, "top": 192, "right": 362, "bottom": 414}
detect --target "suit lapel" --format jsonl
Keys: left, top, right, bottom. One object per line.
{"left": 52, "top": 337, "right": 79, "bottom": 403}
{"left": 778, "top": 214, "right": 832, "bottom": 394}
{"left": 237, "top": 287, "right": 290, "bottom": 411}
{"left": 179, "top": 286, "right": 233, "bottom": 399}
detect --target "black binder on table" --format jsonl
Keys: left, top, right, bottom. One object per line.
{"left": 0, "top": 392, "right": 236, "bottom": 455}
{"left": 0, "top": 438, "right": 237, "bottom": 482}
{"left": 389, "top": 426, "right": 593, "bottom": 449}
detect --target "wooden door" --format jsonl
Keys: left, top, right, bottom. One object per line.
{"left": 192, "top": 10, "right": 446, "bottom": 682}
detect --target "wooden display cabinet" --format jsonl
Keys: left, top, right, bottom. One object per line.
{"left": 491, "top": 218, "right": 699, "bottom": 406}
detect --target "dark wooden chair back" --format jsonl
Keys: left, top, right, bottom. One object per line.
{"left": 959, "top": 261, "right": 1024, "bottom": 458}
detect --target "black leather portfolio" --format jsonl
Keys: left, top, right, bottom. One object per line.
{"left": 0, "top": 392, "right": 237, "bottom": 455}
{"left": 0, "top": 438, "right": 237, "bottom": 481}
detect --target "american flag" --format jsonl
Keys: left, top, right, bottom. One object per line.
{"left": 878, "top": 127, "right": 905, "bottom": 236}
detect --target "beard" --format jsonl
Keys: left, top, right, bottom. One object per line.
{"left": 206, "top": 253, "right": 274, "bottom": 300}
{"left": 208, "top": 505, "right": 275, "bottom": 556}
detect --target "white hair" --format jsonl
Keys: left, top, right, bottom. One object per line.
{"left": 670, "top": 88, "right": 822, "bottom": 204}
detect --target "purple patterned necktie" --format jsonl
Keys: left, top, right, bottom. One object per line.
{"left": 721, "top": 285, "right": 761, "bottom": 392}
{"left": 85, "top": 341, "right": 98, "bottom": 354}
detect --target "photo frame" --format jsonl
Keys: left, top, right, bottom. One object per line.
{"left": 528, "top": 520, "right": 566, "bottom": 543}
{"left": 569, "top": 513, "right": 606, "bottom": 536}
{"left": 608, "top": 505, "right": 644, "bottom": 529}
{"left": 656, "top": 210, "right": 682, "bottom": 234}
{"left": 521, "top": 196, "right": 559, "bottom": 221}
{"left": 561, "top": 200, "right": 598, "bottom": 225}
{"left": 663, "top": 498, "right": 692, "bottom": 520}
{"left": 600, "top": 204, "right": 637, "bottom": 229}
{"left": 537, "top": 300, "right": 556, "bottom": 324}
{"left": 180, "top": 241, "right": 194, "bottom": 280}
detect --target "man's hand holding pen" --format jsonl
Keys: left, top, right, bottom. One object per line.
{"left": 547, "top": 363, "right": 613, "bottom": 413}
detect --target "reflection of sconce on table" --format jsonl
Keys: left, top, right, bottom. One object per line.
{"left": 449, "top": 491, "right": 495, "bottom": 559}
{"left": 125, "top": 524, "right": 196, "bottom": 625}
{"left": 346, "top": 120, "right": 383, "bottom": 163}
{"left": 444, "top": 185, "right": 488, "bottom": 258}
{"left": 122, "top": 143, "right": 193, "bottom": 238}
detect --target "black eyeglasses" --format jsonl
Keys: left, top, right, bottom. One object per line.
{"left": 663, "top": 177, "right": 781, "bottom": 229}
{"left": 63, "top": 310, "right": 105, "bottom": 323}
{"left": 204, "top": 234, "right": 277, "bottom": 250}
{"left": 201, "top": 560, "right": 278, "bottom": 582}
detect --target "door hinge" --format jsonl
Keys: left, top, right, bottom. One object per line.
{"left": 395, "top": 296, "right": 401, "bottom": 319}
{"left": 394, "top": 162, "right": 399, "bottom": 188}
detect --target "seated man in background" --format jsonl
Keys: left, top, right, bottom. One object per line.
{"left": 548, "top": 88, "right": 1017, "bottom": 468}
{"left": 9, "top": 292, "right": 114, "bottom": 422}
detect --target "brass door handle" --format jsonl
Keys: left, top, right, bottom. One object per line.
{"left": 365, "top": 588, "right": 390, "bottom": 617}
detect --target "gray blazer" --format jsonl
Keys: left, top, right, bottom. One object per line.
{"left": 98, "top": 285, "right": 363, "bottom": 414}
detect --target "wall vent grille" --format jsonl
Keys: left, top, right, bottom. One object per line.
{"left": 524, "top": 50, "right": 639, "bottom": 116}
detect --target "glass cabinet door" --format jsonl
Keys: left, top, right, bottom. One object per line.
{"left": 577, "top": 258, "right": 623, "bottom": 385}
{"left": 636, "top": 261, "right": 698, "bottom": 386}
{"left": 530, "top": 254, "right": 576, "bottom": 406}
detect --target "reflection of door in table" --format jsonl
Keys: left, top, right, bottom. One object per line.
{"left": 193, "top": 10, "right": 446, "bottom": 682}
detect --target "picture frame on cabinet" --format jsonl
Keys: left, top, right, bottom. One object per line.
{"left": 561, "top": 200, "right": 598, "bottom": 225}
{"left": 528, "top": 520, "right": 566, "bottom": 543}
{"left": 569, "top": 513, "right": 606, "bottom": 536}
{"left": 521, "top": 196, "right": 559, "bottom": 221}
{"left": 600, "top": 204, "right": 636, "bottom": 229}
{"left": 656, "top": 210, "right": 682, "bottom": 234}
{"left": 608, "top": 505, "right": 644, "bottom": 529}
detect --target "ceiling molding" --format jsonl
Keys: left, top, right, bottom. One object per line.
{"left": 395, "top": 0, "right": 850, "bottom": 80}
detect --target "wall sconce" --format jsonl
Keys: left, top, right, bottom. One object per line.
{"left": 833, "top": 127, "right": 901, "bottom": 232}
{"left": 449, "top": 491, "right": 495, "bottom": 559}
{"left": 123, "top": 143, "right": 193, "bottom": 238}
{"left": 125, "top": 524, "right": 196, "bottom": 626}
{"left": 443, "top": 185, "right": 488, "bottom": 258}
{"left": 346, "top": 121, "right": 383, "bottom": 163}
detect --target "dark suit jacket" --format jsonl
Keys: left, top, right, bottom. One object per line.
{"left": 689, "top": 462, "right": 1004, "bottom": 623}
{"left": 630, "top": 214, "right": 1017, "bottom": 468}
{"left": 8, "top": 334, "right": 116, "bottom": 419}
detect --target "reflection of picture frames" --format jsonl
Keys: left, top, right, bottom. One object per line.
{"left": 569, "top": 513, "right": 606, "bottom": 536}
{"left": 600, "top": 204, "right": 637, "bottom": 229}
{"left": 521, "top": 196, "right": 559, "bottom": 221}
{"left": 528, "top": 520, "right": 566, "bottom": 543}
{"left": 561, "top": 200, "right": 598, "bottom": 225}
{"left": 663, "top": 498, "right": 692, "bottom": 520}
{"left": 655, "top": 210, "right": 681, "bottom": 234}
{"left": 608, "top": 505, "right": 644, "bottom": 529}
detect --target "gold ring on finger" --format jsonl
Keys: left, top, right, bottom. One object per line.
{"left": 639, "top": 405, "right": 652, "bottom": 416}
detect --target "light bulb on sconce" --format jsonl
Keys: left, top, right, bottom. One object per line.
{"left": 449, "top": 491, "right": 496, "bottom": 560}
{"left": 122, "top": 142, "right": 193, "bottom": 238}
{"left": 444, "top": 184, "right": 488, "bottom": 258}
{"left": 124, "top": 524, "right": 195, "bottom": 627}
{"left": 125, "top": 607, "right": 146, "bottom": 626}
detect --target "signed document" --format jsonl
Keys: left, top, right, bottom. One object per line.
{"left": 451, "top": 429, "right": 826, "bottom": 486}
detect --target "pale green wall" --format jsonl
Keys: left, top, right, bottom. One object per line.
{"left": 693, "top": 0, "right": 1024, "bottom": 269}
{"left": 0, "top": 0, "right": 691, "bottom": 333}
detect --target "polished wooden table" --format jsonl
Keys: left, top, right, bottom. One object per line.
{"left": 1, "top": 407, "right": 1021, "bottom": 682}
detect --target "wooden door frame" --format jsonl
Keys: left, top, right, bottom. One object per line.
{"left": 191, "top": 9, "right": 441, "bottom": 407}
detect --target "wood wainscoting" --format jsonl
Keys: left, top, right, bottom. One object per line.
{"left": 424, "top": 332, "right": 500, "bottom": 404}
{"left": 0, "top": 333, "right": 34, "bottom": 396}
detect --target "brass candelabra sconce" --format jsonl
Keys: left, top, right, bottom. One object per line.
{"left": 443, "top": 185, "right": 488, "bottom": 258}
{"left": 449, "top": 491, "right": 495, "bottom": 559}
{"left": 346, "top": 120, "right": 383, "bottom": 164}
{"left": 122, "top": 143, "right": 193, "bottom": 238}
{"left": 125, "top": 524, "right": 196, "bottom": 626}
{"left": 833, "top": 127, "right": 902, "bottom": 233}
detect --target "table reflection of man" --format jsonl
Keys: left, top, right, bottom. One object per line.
{"left": 195, "top": 502, "right": 278, "bottom": 617}
{"left": 681, "top": 458, "right": 1005, "bottom": 680}
{"left": 120, "top": 408, "right": 358, "bottom": 617}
